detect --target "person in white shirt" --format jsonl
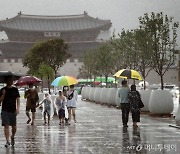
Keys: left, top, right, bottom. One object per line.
{"left": 67, "top": 85, "right": 78, "bottom": 124}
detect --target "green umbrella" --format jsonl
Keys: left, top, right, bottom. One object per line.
{"left": 78, "top": 79, "right": 94, "bottom": 83}
{"left": 95, "top": 77, "right": 115, "bottom": 83}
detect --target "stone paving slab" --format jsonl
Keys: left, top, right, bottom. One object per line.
{"left": 0, "top": 97, "right": 179, "bottom": 154}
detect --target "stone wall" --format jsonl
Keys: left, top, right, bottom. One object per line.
{"left": 0, "top": 58, "right": 82, "bottom": 77}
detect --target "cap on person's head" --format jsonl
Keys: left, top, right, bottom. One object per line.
{"left": 121, "top": 80, "right": 127, "bottom": 86}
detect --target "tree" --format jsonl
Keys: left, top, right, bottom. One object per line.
{"left": 23, "top": 39, "right": 70, "bottom": 75}
{"left": 133, "top": 28, "right": 153, "bottom": 89}
{"left": 139, "top": 12, "right": 179, "bottom": 89}
{"left": 95, "top": 42, "right": 114, "bottom": 87}
{"left": 80, "top": 50, "right": 98, "bottom": 80}
{"left": 37, "top": 64, "right": 55, "bottom": 94}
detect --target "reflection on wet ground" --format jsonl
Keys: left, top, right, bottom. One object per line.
{"left": 0, "top": 97, "right": 179, "bottom": 153}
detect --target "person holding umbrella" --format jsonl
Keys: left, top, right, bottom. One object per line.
{"left": 24, "top": 83, "right": 39, "bottom": 125}
{"left": 67, "top": 85, "right": 78, "bottom": 124}
{"left": 0, "top": 76, "right": 20, "bottom": 147}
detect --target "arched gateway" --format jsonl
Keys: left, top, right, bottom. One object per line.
{"left": 0, "top": 11, "right": 112, "bottom": 76}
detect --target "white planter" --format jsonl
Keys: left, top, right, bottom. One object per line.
{"left": 107, "top": 88, "right": 118, "bottom": 106}
{"left": 84, "top": 87, "right": 91, "bottom": 100}
{"left": 94, "top": 88, "right": 102, "bottom": 103}
{"left": 149, "top": 90, "right": 174, "bottom": 114}
{"left": 81, "top": 86, "right": 87, "bottom": 99}
{"left": 88, "top": 87, "right": 95, "bottom": 101}
{"left": 175, "top": 104, "right": 180, "bottom": 126}
{"left": 139, "top": 90, "right": 152, "bottom": 112}
{"left": 100, "top": 88, "right": 109, "bottom": 104}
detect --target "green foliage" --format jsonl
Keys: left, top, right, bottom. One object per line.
{"left": 37, "top": 64, "right": 55, "bottom": 94}
{"left": 80, "top": 12, "right": 178, "bottom": 90}
{"left": 139, "top": 12, "right": 179, "bottom": 89}
{"left": 23, "top": 39, "right": 70, "bottom": 75}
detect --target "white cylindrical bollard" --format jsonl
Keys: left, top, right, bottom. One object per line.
{"left": 94, "top": 88, "right": 102, "bottom": 103}
{"left": 100, "top": 88, "right": 109, "bottom": 104}
{"left": 88, "top": 87, "right": 95, "bottom": 101}
{"left": 175, "top": 103, "right": 180, "bottom": 126}
{"left": 149, "top": 90, "right": 174, "bottom": 114}
{"left": 107, "top": 88, "right": 118, "bottom": 106}
{"left": 139, "top": 90, "right": 152, "bottom": 112}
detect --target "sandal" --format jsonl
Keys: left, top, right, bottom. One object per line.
{"left": 26, "top": 119, "right": 31, "bottom": 124}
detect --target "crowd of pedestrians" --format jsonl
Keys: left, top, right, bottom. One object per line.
{"left": 0, "top": 76, "right": 78, "bottom": 148}
{"left": 0, "top": 76, "right": 143, "bottom": 148}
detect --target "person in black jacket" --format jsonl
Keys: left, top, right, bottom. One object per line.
{"left": 128, "top": 84, "right": 141, "bottom": 128}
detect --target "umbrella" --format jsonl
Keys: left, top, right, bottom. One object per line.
{"left": 78, "top": 79, "right": 94, "bottom": 83}
{"left": 0, "top": 71, "right": 22, "bottom": 83}
{"left": 113, "top": 69, "right": 143, "bottom": 80}
{"left": 95, "top": 77, "right": 115, "bottom": 83}
{"left": 51, "top": 76, "right": 78, "bottom": 87}
{"left": 139, "top": 81, "right": 149, "bottom": 87}
{"left": 14, "top": 76, "right": 42, "bottom": 86}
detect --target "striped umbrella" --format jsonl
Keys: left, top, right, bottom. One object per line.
{"left": 113, "top": 69, "right": 143, "bottom": 80}
{"left": 51, "top": 76, "right": 78, "bottom": 87}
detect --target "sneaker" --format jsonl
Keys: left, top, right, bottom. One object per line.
{"left": 5, "top": 141, "right": 10, "bottom": 148}
{"left": 11, "top": 137, "right": 15, "bottom": 146}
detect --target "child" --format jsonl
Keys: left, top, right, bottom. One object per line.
{"left": 39, "top": 93, "right": 52, "bottom": 125}
{"left": 55, "top": 91, "right": 67, "bottom": 125}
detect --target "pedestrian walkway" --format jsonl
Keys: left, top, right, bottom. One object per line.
{"left": 0, "top": 96, "right": 179, "bottom": 154}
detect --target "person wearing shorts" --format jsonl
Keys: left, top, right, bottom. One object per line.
{"left": 0, "top": 76, "right": 20, "bottom": 148}
{"left": 24, "top": 83, "right": 39, "bottom": 125}
{"left": 67, "top": 85, "right": 78, "bottom": 124}
{"left": 38, "top": 93, "right": 52, "bottom": 125}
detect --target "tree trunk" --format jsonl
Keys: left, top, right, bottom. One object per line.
{"left": 160, "top": 75, "right": 164, "bottom": 90}
{"left": 105, "top": 75, "right": 108, "bottom": 88}
{"left": 93, "top": 76, "right": 96, "bottom": 87}
{"left": 143, "top": 80, "right": 146, "bottom": 90}
{"left": 115, "top": 76, "right": 117, "bottom": 88}
{"left": 47, "top": 75, "right": 51, "bottom": 94}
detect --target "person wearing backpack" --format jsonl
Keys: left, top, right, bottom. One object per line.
{"left": 67, "top": 85, "right": 78, "bottom": 124}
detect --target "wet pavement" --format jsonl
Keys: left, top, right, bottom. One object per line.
{"left": 0, "top": 96, "right": 179, "bottom": 154}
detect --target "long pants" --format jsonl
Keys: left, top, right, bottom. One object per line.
{"left": 121, "top": 103, "right": 130, "bottom": 125}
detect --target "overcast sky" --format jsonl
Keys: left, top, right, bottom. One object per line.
{"left": 0, "top": 0, "right": 180, "bottom": 46}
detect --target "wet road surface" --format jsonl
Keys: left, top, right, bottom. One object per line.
{"left": 0, "top": 96, "right": 179, "bottom": 154}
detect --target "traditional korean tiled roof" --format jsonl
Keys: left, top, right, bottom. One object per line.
{"left": 0, "top": 12, "right": 111, "bottom": 32}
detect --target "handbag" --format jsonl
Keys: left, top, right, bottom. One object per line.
{"left": 136, "top": 91, "right": 144, "bottom": 108}
{"left": 67, "top": 91, "right": 74, "bottom": 100}
{"left": 138, "top": 99, "right": 144, "bottom": 108}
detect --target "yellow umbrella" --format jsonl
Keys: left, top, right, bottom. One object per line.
{"left": 113, "top": 69, "right": 143, "bottom": 80}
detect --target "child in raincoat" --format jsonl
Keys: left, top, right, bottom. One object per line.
{"left": 55, "top": 91, "right": 67, "bottom": 125}
{"left": 39, "top": 93, "right": 53, "bottom": 125}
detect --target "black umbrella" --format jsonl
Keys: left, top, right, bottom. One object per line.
{"left": 0, "top": 71, "right": 22, "bottom": 83}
